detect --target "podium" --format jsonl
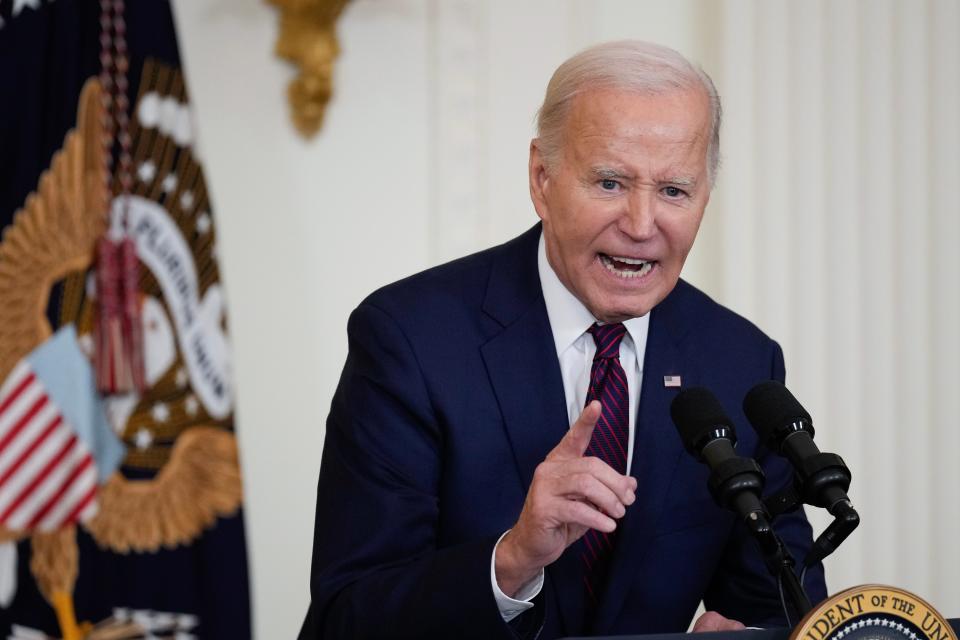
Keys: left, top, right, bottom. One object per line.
{"left": 561, "top": 618, "right": 960, "bottom": 640}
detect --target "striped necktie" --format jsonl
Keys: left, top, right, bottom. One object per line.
{"left": 581, "top": 322, "right": 629, "bottom": 615}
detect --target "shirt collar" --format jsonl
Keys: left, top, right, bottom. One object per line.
{"left": 537, "top": 232, "right": 650, "bottom": 357}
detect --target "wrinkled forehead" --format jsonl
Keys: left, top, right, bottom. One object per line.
{"left": 561, "top": 87, "right": 712, "bottom": 159}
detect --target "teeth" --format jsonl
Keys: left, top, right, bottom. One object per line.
{"left": 600, "top": 254, "right": 655, "bottom": 279}
{"left": 609, "top": 255, "right": 647, "bottom": 265}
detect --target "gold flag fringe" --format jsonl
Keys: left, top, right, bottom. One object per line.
{"left": 0, "top": 79, "right": 107, "bottom": 383}
{"left": 85, "top": 427, "right": 243, "bottom": 553}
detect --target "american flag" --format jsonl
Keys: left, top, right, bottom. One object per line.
{"left": 663, "top": 375, "right": 682, "bottom": 388}
{"left": 0, "top": 360, "right": 98, "bottom": 531}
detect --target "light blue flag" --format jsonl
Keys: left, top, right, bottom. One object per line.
{"left": 25, "top": 325, "right": 125, "bottom": 483}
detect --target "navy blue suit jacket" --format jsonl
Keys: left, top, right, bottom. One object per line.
{"left": 300, "top": 225, "right": 826, "bottom": 639}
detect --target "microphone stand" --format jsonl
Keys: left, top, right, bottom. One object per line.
{"left": 762, "top": 466, "right": 861, "bottom": 569}
{"left": 708, "top": 457, "right": 813, "bottom": 621}
{"left": 802, "top": 499, "right": 860, "bottom": 569}
{"left": 755, "top": 472, "right": 860, "bottom": 619}
{"left": 743, "top": 511, "right": 812, "bottom": 621}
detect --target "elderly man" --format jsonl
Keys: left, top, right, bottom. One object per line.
{"left": 299, "top": 41, "right": 826, "bottom": 639}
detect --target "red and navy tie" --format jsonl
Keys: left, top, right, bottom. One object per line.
{"left": 581, "top": 322, "right": 630, "bottom": 613}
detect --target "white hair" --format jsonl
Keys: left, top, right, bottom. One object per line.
{"left": 535, "top": 40, "right": 723, "bottom": 186}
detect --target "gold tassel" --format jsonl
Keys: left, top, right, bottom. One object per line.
{"left": 94, "top": 236, "right": 145, "bottom": 393}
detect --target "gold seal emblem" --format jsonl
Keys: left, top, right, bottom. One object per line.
{"left": 792, "top": 585, "right": 957, "bottom": 640}
{"left": 0, "top": 61, "right": 243, "bottom": 638}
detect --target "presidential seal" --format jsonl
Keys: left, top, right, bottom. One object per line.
{"left": 0, "top": 61, "right": 243, "bottom": 640}
{"left": 792, "top": 585, "right": 957, "bottom": 640}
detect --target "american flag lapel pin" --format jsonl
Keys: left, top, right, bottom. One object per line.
{"left": 663, "top": 375, "right": 682, "bottom": 388}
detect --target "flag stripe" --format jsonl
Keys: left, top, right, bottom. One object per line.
{"left": 27, "top": 454, "right": 94, "bottom": 529}
{"left": 0, "top": 389, "right": 47, "bottom": 453}
{"left": 0, "top": 399, "right": 59, "bottom": 479}
{"left": 1, "top": 432, "right": 77, "bottom": 523}
{"left": 0, "top": 362, "right": 30, "bottom": 399}
{"left": 76, "top": 494, "right": 98, "bottom": 523}
{"left": 0, "top": 422, "right": 72, "bottom": 516}
{"left": 60, "top": 483, "right": 98, "bottom": 527}
{"left": 0, "top": 412, "right": 62, "bottom": 489}
{"left": 18, "top": 442, "right": 91, "bottom": 529}
{"left": 0, "top": 358, "right": 106, "bottom": 533}
{"left": 38, "top": 459, "right": 97, "bottom": 530}
{"left": 0, "top": 368, "right": 34, "bottom": 416}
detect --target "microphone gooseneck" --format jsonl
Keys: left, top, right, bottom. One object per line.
{"left": 670, "top": 386, "right": 812, "bottom": 620}
{"left": 743, "top": 381, "right": 860, "bottom": 567}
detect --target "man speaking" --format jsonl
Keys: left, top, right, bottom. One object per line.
{"left": 298, "top": 40, "right": 826, "bottom": 639}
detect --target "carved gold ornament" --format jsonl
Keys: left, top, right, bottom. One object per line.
{"left": 267, "top": 0, "right": 351, "bottom": 137}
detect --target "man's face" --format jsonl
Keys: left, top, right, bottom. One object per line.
{"left": 530, "top": 87, "right": 712, "bottom": 323}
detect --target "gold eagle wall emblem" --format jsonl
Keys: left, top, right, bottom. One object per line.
{"left": 0, "top": 61, "right": 242, "bottom": 639}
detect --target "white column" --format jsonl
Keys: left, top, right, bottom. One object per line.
{"left": 429, "top": 0, "right": 488, "bottom": 263}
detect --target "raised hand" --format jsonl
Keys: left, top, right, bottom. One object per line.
{"left": 494, "top": 401, "right": 637, "bottom": 597}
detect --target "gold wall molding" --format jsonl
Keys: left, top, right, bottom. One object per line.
{"left": 268, "top": 0, "right": 351, "bottom": 138}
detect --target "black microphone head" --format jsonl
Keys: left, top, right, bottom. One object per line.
{"left": 670, "top": 387, "right": 736, "bottom": 457}
{"left": 742, "top": 381, "right": 814, "bottom": 448}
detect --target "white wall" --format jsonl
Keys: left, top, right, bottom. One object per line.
{"left": 172, "top": 1, "right": 960, "bottom": 637}
{"left": 708, "top": 0, "right": 960, "bottom": 606}
{"left": 171, "top": 2, "right": 433, "bottom": 636}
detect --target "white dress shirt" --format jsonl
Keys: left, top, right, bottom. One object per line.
{"left": 491, "top": 233, "right": 650, "bottom": 621}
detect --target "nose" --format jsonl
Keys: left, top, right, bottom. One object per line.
{"left": 618, "top": 190, "right": 657, "bottom": 240}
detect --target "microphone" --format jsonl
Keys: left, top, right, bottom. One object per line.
{"left": 670, "top": 387, "right": 769, "bottom": 532}
{"left": 672, "top": 386, "right": 814, "bottom": 620}
{"left": 742, "top": 381, "right": 859, "bottom": 566}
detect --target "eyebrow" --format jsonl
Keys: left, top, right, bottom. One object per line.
{"left": 663, "top": 176, "right": 697, "bottom": 187}
{"left": 592, "top": 166, "right": 698, "bottom": 188}
{"left": 591, "top": 167, "right": 632, "bottom": 180}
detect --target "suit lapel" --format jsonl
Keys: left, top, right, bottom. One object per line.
{"left": 480, "top": 225, "right": 585, "bottom": 635}
{"left": 481, "top": 310, "right": 568, "bottom": 490}
{"left": 592, "top": 283, "right": 700, "bottom": 633}
{"left": 480, "top": 230, "right": 706, "bottom": 634}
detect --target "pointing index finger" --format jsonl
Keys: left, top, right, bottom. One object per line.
{"left": 549, "top": 400, "right": 602, "bottom": 461}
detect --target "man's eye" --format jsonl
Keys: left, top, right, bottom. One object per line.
{"left": 600, "top": 179, "right": 620, "bottom": 191}
{"left": 663, "top": 186, "right": 688, "bottom": 198}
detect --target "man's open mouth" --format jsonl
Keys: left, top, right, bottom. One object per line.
{"left": 599, "top": 253, "right": 656, "bottom": 279}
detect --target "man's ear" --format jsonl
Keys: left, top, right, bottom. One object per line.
{"left": 528, "top": 139, "right": 551, "bottom": 222}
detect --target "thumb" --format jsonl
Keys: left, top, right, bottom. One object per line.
{"left": 549, "top": 400, "right": 601, "bottom": 461}
{"left": 693, "top": 611, "right": 746, "bottom": 632}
